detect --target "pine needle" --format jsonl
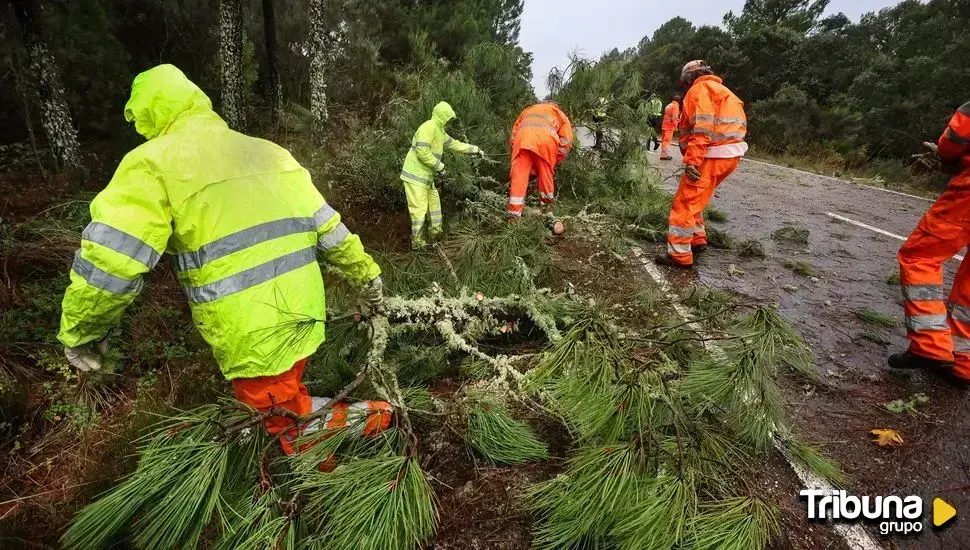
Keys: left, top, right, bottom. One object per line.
{"left": 690, "top": 497, "right": 780, "bottom": 550}
{"left": 465, "top": 389, "right": 547, "bottom": 464}
{"left": 296, "top": 454, "right": 437, "bottom": 550}
{"left": 853, "top": 307, "right": 898, "bottom": 328}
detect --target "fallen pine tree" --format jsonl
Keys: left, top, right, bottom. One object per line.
{"left": 57, "top": 192, "right": 842, "bottom": 549}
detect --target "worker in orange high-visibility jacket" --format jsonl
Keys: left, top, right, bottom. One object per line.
{"left": 890, "top": 101, "right": 970, "bottom": 386}
{"left": 656, "top": 60, "right": 747, "bottom": 269}
{"left": 508, "top": 100, "right": 574, "bottom": 221}
{"left": 660, "top": 95, "right": 682, "bottom": 160}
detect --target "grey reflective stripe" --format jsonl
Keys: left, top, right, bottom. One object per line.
{"left": 713, "top": 132, "right": 746, "bottom": 141}
{"left": 413, "top": 141, "right": 432, "bottom": 148}
{"left": 318, "top": 223, "right": 351, "bottom": 251}
{"left": 433, "top": 160, "right": 444, "bottom": 171}
{"left": 694, "top": 226, "right": 707, "bottom": 235}
{"left": 950, "top": 303, "right": 970, "bottom": 323}
{"left": 82, "top": 222, "right": 161, "bottom": 269}
{"left": 905, "top": 314, "right": 948, "bottom": 332}
{"left": 445, "top": 137, "right": 454, "bottom": 146}
{"left": 433, "top": 152, "right": 442, "bottom": 161}
{"left": 507, "top": 210, "right": 522, "bottom": 218}
{"left": 668, "top": 242, "right": 692, "bottom": 254}
{"left": 524, "top": 113, "right": 559, "bottom": 128}
{"left": 509, "top": 196, "right": 525, "bottom": 205}
{"left": 518, "top": 122, "right": 559, "bottom": 140}
{"left": 178, "top": 217, "right": 313, "bottom": 271}
{"left": 539, "top": 192, "right": 555, "bottom": 199}
{"left": 468, "top": 145, "right": 480, "bottom": 154}
{"left": 312, "top": 203, "right": 338, "bottom": 229}
{"left": 690, "top": 114, "right": 714, "bottom": 123}
{"left": 945, "top": 127, "right": 969, "bottom": 146}
{"left": 72, "top": 251, "right": 144, "bottom": 294}
{"left": 714, "top": 117, "right": 747, "bottom": 126}
{"left": 428, "top": 210, "right": 442, "bottom": 219}
{"left": 184, "top": 247, "right": 316, "bottom": 304}
{"left": 691, "top": 128, "right": 714, "bottom": 137}
{"left": 668, "top": 225, "right": 694, "bottom": 238}
{"left": 954, "top": 335, "right": 970, "bottom": 352}
{"left": 902, "top": 284, "right": 945, "bottom": 302}
{"left": 400, "top": 170, "right": 431, "bottom": 184}
{"left": 559, "top": 137, "right": 572, "bottom": 145}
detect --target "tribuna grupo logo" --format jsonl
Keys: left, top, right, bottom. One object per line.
{"left": 800, "top": 489, "right": 924, "bottom": 535}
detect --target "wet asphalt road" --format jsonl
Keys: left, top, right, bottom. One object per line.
{"left": 650, "top": 149, "right": 970, "bottom": 549}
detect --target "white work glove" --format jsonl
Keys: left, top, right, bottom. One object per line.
{"left": 684, "top": 164, "right": 702, "bottom": 182}
{"left": 358, "top": 277, "right": 384, "bottom": 316}
{"left": 911, "top": 142, "right": 942, "bottom": 173}
{"left": 476, "top": 149, "right": 486, "bottom": 159}
{"left": 64, "top": 336, "right": 109, "bottom": 372}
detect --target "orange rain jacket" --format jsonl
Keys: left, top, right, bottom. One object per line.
{"left": 510, "top": 103, "right": 574, "bottom": 166}
{"left": 678, "top": 75, "right": 747, "bottom": 166}
{"left": 939, "top": 101, "right": 970, "bottom": 174}
{"left": 662, "top": 101, "right": 681, "bottom": 131}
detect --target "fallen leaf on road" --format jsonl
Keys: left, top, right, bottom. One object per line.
{"left": 870, "top": 428, "right": 904, "bottom": 447}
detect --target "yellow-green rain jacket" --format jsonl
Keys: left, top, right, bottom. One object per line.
{"left": 57, "top": 64, "right": 381, "bottom": 380}
{"left": 400, "top": 101, "right": 479, "bottom": 188}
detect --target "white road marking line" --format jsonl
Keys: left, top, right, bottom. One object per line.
{"left": 825, "top": 212, "right": 965, "bottom": 261}
{"left": 630, "top": 247, "right": 883, "bottom": 550}
{"left": 743, "top": 157, "right": 934, "bottom": 203}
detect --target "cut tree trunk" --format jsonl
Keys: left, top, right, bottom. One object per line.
{"left": 10, "top": 0, "right": 81, "bottom": 171}
{"left": 308, "top": 0, "right": 328, "bottom": 144}
{"left": 262, "top": 0, "right": 282, "bottom": 125}
{"left": 219, "top": 0, "right": 245, "bottom": 130}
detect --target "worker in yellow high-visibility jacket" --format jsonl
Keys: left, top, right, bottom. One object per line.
{"left": 58, "top": 64, "right": 387, "bottom": 454}
{"left": 399, "top": 101, "right": 483, "bottom": 249}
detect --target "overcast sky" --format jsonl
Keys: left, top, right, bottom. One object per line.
{"left": 520, "top": 0, "right": 904, "bottom": 96}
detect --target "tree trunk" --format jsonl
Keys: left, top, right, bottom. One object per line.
{"left": 308, "top": 0, "right": 328, "bottom": 144}
{"left": 262, "top": 0, "right": 282, "bottom": 126}
{"left": 219, "top": 0, "right": 245, "bottom": 130}
{"left": 10, "top": 0, "right": 81, "bottom": 171}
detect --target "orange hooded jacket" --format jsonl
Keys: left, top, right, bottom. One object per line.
{"left": 510, "top": 103, "right": 574, "bottom": 166}
{"left": 678, "top": 75, "right": 747, "bottom": 166}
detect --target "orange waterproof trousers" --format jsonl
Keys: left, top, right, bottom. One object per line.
{"left": 509, "top": 149, "right": 555, "bottom": 218}
{"left": 666, "top": 157, "right": 740, "bottom": 265}
{"left": 898, "top": 175, "right": 970, "bottom": 380}
{"left": 661, "top": 129, "right": 675, "bottom": 158}
{"left": 233, "top": 359, "right": 391, "bottom": 455}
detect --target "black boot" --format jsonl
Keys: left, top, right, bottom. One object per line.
{"left": 888, "top": 350, "right": 953, "bottom": 370}
{"left": 888, "top": 350, "right": 968, "bottom": 387}
{"left": 692, "top": 244, "right": 708, "bottom": 254}
{"left": 654, "top": 254, "right": 693, "bottom": 270}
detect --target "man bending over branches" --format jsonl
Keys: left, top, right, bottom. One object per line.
{"left": 57, "top": 64, "right": 389, "bottom": 455}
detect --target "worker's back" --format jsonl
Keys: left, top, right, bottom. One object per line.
{"left": 62, "top": 65, "right": 341, "bottom": 380}
{"left": 511, "top": 103, "right": 572, "bottom": 165}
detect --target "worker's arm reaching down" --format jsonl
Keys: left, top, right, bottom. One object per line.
{"left": 554, "top": 105, "right": 574, "bottom": 163}
{"left": 309, "top": 187, "right": 383, "bottom": 301}
{"left": 58, "top": 155, "right": 173, "bottom": 369}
